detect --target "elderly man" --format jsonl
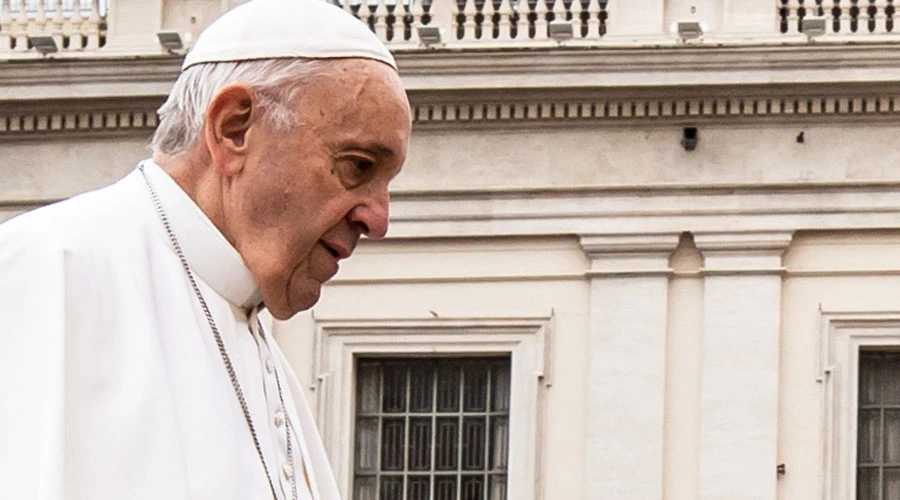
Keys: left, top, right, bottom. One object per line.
{"left": 0, "top": 0, "right": 411, "bottom": 499}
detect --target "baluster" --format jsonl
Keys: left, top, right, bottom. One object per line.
{"left": 70, "top": 0, "right": 83, "bottom": 49}
{"left": 84, "top": 0, "right": 98, "bottom": 49}
{"left": 887, "top": 0, "right": 896, "bottom": 32}
{"left": 372, "top": 0, "right": 390, "bottom": 41}
{"left": 462, "top": 0, "right": 477, "bottom": 40}
{"left": 485, "top": 0, "right": 496, "bottom": 39}
{"left": 50, "top": 0, "right": 63, "bottom": 49}
{"left": 783, "top": 0, "right": 800, "bottom": 34}
{"left": 408, "top": 0, "right": 423, "bottom": 43}
{"left": 346, "top": 0, "right": 362, "bottom": 20}
{"left": 398, "top": 0, "right": 411, "bottom": 42}
{"left": 855, "top": 0, "right": 869, "bottom": 31}
{"left": 361, "top": 0, "right": 374, "bottom": 34}
{"left": 585, "top": 0, "right": 600, "bottom": 40}
{"left": 819, "top": 0, "right": 835, "bottom": 32}
{"left": 495, "top": 0, "right": 513, "bottom": 40}
{"left": 0, "top": 0, "right": 11, "bottom": 53}
{"left": 809, "top": 0, "right": 822, "bottom": 16}
{"left": 35, "top": 0, "right": 46, "bottom": 28}
{"left": 599, "top": 0, "right": 607, "bottom": 36}
{"left": 13, "top": 0, "right": 27, "bottom": 52}
{"left": 533, "top": 0, "right": 548, "bottom": 40}
{"left": 550, "top": 0, "right": 565, "bottom": 26}
{"left": 873, "top": 0, "right": 888, "bottom": 32}
{"left": 512, "top": 0, "right": 528, "bottom": 39}
{"left": 838, "top": 0, "right": 853, "bottom": 32}
{"left": 852, "top": 0, "right": 863, "bottom": 32}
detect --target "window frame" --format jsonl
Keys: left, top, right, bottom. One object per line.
{"left": 313, "top": 317, "right": 551, "bottom": 500}
{"left": 819, "top": 311, "right": 900, "bottom": 500}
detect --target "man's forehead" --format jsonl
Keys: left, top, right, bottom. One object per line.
{"left": 304, "top": 60, "right": 407, "bottom": 108}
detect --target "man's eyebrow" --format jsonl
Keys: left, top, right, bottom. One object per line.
{"left": 340, "top": 141, "right": 396, "bottom": 157}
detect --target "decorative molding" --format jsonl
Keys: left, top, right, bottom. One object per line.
{"left": 386, "top": 184, "right": 900, "bottom": 239}
{"left": 396, "top": 43, "right": 900, "bottom": 91}
{"left": 312, "top": 315, "right": 552, "bottom": 500}
{"left": 0, "top": 108, "right": 158, "bottom": 136}
{"left": 0, "top": 96, "right": 163, "bottom": 140}
{"left": 6, "top": 46, "right": 900, "bottom": 136}
{"left": 6, "top": 89, "right": 900, "bottom": 139}
{"left": 816, "top": 311, "right": 900, "bottom": 500}
{"left": 0, "top": 57, "right": 181, "bottom": 101}
{"left": 410, "top": 92, "right": 900, "bottom": 128}
{"left": 693, "top": 231, "right": 795, "bottom": 253}
{"left": 579, "top": 233, "right": 680, "bottom": 277}
{"left": 9, "top": 90, "right": 900, "bottom": 139}
{"left": 694, "top": 231, "right": 793, "bottom": 275}
{"left": 6, "top": 43, "right": 900, "bottom": 98}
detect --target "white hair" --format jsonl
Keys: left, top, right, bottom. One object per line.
{"left": 151, "top": 58, "right": 332, "bottom": 157}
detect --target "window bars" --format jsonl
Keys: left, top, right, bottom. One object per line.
{"left": 353, "top": 357, "right": 511, "bottom": 500}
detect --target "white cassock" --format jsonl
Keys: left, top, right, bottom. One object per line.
{"left": 0, "top": 160, "right": 341, "bottom": 500}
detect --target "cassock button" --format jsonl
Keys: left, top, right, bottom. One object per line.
{"left": 281, "top": 463, "right": 293, "bottom": 481}
{"left": 265, "top": 357, "right": 275, "bottom": 374}
{"left": 274, "top": 410, "right": 285, "bottom": 428}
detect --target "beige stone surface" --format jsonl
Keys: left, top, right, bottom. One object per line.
{"left": 399, "top": 124, "right": 900, "bottom": 191}
{"left": 8, "top": 2, "right": 900, "bottom": 499}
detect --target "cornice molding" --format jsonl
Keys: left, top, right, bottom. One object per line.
{"left": 4, "top": 44, "right": 900, "bottom": 136}
{"left": 395, "top": 42, "right": 900, "bottom": 90}
{"left": 0, "top": 57, "right": 182, "bottom": 101}
{"left": 579, "top": 233, "right": 681, "bottom": 256}
{"left": 579, "top": 233, "right": 680, "bottom": 277}
{"left": 0, "top": 96, "right": 163, "bottom": 140}
{"left": 694, "top": 231, "right": 793, "bottom": 275}
{"left": 409, "top": 90, "right": 900, "bottom": 129}
{"left": 5, "top": 42, "right": 900, "bottom": 100}
{"left": 692, "top": 231, "right": 795, "bottom": 253}
{"left": 381, "top": 182, "right": 900, "bottom": 239}
{"left": 5, "top": 83, "right": 900, "bottom": 139}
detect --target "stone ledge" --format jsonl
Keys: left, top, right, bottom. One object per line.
{"left": 6, "top": 43, "right": 900, "bottom": 99}
{"left": 6, "top": 86, "right": 900, "bottom": 139}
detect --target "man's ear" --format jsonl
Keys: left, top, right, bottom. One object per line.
{"left": 204, "top": 84, "right": 257, "bottom": 176}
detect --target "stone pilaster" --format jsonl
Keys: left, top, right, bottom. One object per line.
{"left": 603, "top": 0, "right": 666, "bottom": 39}
{"left": 580, "top": 233, "right": 680, "bottom": 500}
{"left": 694, "top": 231, "right": 792, "bottom": 500}
{"left": 720, "top": 0, "right": 779, "bottom": 37}
{"left": 104, "top": 0, "right": 164, "bottom": 54}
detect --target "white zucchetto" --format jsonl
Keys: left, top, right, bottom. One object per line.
{"left": 182, "top": 0, "right": 397, "bottom": 71}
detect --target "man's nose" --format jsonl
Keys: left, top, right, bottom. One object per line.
{"left": 348, "top": 191, "right": 390, "bottom": 239}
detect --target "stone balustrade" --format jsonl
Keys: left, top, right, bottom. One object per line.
{"left": 0, "top": 0, "right": 105, "bottom": 53}
{"left": 780, "top": 0, "right": 898, "bottom": 36}
{"left": 2, "top": 0, "right": 900, "bottom": 58}
{"left": 336, "top": 0, "right": 609, "bottom": 46}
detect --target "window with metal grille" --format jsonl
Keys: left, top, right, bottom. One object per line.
{"left": 352, "top": 356, "right": 511, "bottom": 500}
{"left": 857, "top": 351, "right": 900, "bottom": 499}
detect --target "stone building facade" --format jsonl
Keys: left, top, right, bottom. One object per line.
{"left": 3, "top": 1, "right": 900, "bottom": 499}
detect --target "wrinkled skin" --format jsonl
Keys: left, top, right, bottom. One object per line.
{"left": 179, "top": 59, "right": 411, "bottom": 320}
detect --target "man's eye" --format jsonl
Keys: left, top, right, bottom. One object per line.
{"left": 354, "top": 159, "right": 374, "bottom": 173}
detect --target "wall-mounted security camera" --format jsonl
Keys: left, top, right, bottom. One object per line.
{"left": 681, "top": 127, "right": 698, "bottom": 151}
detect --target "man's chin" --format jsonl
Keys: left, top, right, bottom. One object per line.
{"left": 276, "top": 284, "right": 322, "bottom": 319}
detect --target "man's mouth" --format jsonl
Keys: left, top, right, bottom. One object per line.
{"left": 321, "top": 240, "right": 351, "bottom": 260}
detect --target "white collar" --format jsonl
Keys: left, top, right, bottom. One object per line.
{"left": 138, "top": 159, "right": 263, "bottom": 311}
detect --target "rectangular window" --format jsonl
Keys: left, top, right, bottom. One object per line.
{"left": 353, "top": 357, "right": 511, "bottom": 500}
{"left": 857, "top": 351, "right": 900, "bottom": 500}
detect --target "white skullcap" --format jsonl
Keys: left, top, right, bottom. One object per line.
{"left": 182, "top": 0, "right": 397, "bottom": 71}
